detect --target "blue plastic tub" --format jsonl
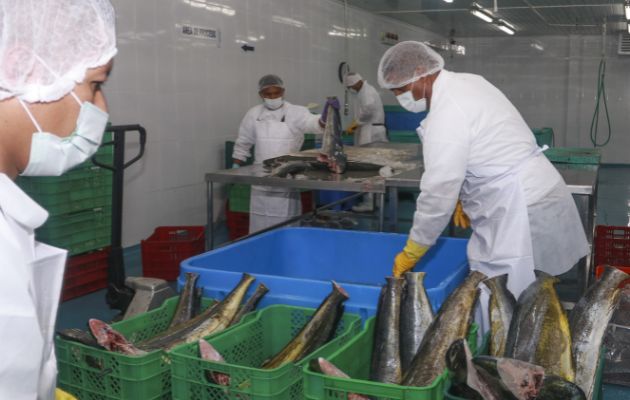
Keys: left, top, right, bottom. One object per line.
{"left": 180, "top": 228, "right": 469, "bottom": 320}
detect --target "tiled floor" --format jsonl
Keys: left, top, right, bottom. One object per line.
{"left": 56, "top": 165, "right": 630, "bottom": 398}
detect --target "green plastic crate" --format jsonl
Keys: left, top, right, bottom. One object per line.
{"left": 229, "top": 184, "right": 251, "bottom": 213}
{"left": 170, "top": 304, "right": 362, "bottom": 400}
{"left": 544, "top": 147, "right": 601, "bottom": 165}
{"left": 303, "top": 317, "right": 478, "bottom": 400}
{"left": 532, "top": 127, "right": 554, "bottom": 148}
{"left": 17, "top": 166, "right": 112, "bottom": 194}
{"left": 37, "top": 207, "right": 112, "bottom": 256}
{"left": 30, "top": 190, "right": 112, "bottom": 217}
{"left": 389, "top": 129, "right": 420, "bottom": 144}
{"left": 57, "top": 296, "right": 217, "bottom": 400}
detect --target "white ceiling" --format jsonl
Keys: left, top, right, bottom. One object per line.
{"left": 341, "top": 0, "right": 626, "bottom": 37}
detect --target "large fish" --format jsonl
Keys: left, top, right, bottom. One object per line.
{"left": 506, "top": 272, "right": 575, "bottom": 382}
{"left": 446, "top": 338, "right": 545, "bottom": 400}
{"left": 309, "top": 358, "right": 368, "bottom": 400}
{"left": 318, "top": 97, "right": 347, "bottom": 174}
{"left": 484, "top": 274, "right": 516, "bottom": 357}
{"left": 229, "top": 283, "right": 269, "bottom": 326}
{"left": 262, "top": 281, "right": 348, "bottom": 369}
{"left": 89, "top": 319, "right": 147, "bottom": 356}
{"left": 570, "top": 266, "right": 629, "bottom": 399}
{"left": 370, "top": 276, "right": 404, "bottom": 384}
{"left": 402, "top": 270, "right": 487, "bottom": 387}
{"left": 400, "top": 272, "right": 433, "bottom": 373}
{"left": 537, "top": 375, "right": 586, "bottom": 400}
{"left": 140, "top": 273, "right": 255, "bottom": 350}
{"left": 169, "top": 272, "right": 200, "bottom": 328}
{"left": 199, "top": 339, "right": 231, "bottom": 386}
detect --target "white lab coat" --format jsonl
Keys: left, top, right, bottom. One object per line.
{"left": 232, "top": 102, "right": 322, "bottom": 233}
{"left": 411, "top": 70, "right": 589, "bottom": 299}
{"left": 0, "top": 173, "right": 67, "bottom": 400}
{"left": 352, "top": 81, "right": 387, "bottom": 146}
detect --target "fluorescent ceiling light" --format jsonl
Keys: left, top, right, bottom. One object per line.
{"left": 443, "top": 0, "right": 454, "bottom": 3}
{"left": 625, "top": 4, "right": 630, "bottom": 20}
{"left": 470, "top": 9, "right": 493, "bottom": 23}
{"left": 497, "top": 24, "right": 515, "bottom": 35}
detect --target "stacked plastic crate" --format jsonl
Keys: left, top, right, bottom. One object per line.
{"left": 17, "top": 133, "right": 114, "bottom": 301}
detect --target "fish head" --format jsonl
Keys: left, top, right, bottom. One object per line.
{"left": 199, "top": 339, "right": 225, "bottom": 362}
{"left": 446, "top": 339, "right": 470, "bottom": 382}
{"left": 88, "top": 319, "right": 115, "bottom": 349}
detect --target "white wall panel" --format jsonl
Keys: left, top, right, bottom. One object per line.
{"left": 107, "top": 0, "right": 442, "bottom": 246}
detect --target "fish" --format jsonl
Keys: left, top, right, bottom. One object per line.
{"left": 484, "top": 274, "right": 516, "bottom": 357}
{"left": 309, "top": 358, "right": 368, "bottom": 400}
{"left": 88, "top": 319, "right": 147, "bottom": 356}
{"left": 261, "top": 281, "right": 348, "bottom": 369}
{"left": 446, "top": 338, "right": 545, "bottom": 400}
{"left": 402, "top": 270, "right": 487, "bottom": 387}
{"left": 370, "top": 276, "right": 404, "bottom": 384}
{"left": 191, "top": 286, "right": 204, "bottom": 318}
{"left": 140, "top": 273, "right": 255, "bottom": 351}
{"left": 57, "top": 328, "right": 101, "bottom": 349}
{"left": 318, "top": 97, "right": 347, "bottom": 174}
{"left": 199, "top": 339, "right": 231, "bottom": 386}
{"left": 400, "top": 272, "right": 434, "bottom": 373}
{"left": 537, "top": 375, "right": 586, "bottom": 400}
{"left": 506, "top": 271, "right": 575, "bottom": 382}
{"left": 269, "top": 161, "right": 318, "bottom": 178}
{"left": 169, "top": 272, "right": 200, "bottom": 328}
{"left": 229, "top": 283, "right": 269, "bottom": 326}
{"left": 570, "top": 266, "right": 629, "bottom": 399}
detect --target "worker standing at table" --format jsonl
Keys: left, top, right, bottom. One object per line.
{"left": 344, "top": 72, "right": 388, "bottom": 213}
{"left": 232, "top": 75, "right": 333, "bottom": 233}
{"left": 379, "top": 41, "right": 588, "bottom": 325}
{"left": 0, "top": 1, "right": 116, "bottom": 398}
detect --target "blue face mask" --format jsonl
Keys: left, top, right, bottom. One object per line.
{"left": 19, "top": 92, "right": 109, "bottom": 176}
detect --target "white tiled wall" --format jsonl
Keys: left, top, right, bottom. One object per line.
{"left": 447, "top": 34, "right": 630, "bottom": 164}
{"left": 106, "top": 0, "right": 443, "bottom": 246}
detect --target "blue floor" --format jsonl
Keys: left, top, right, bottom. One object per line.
{"left": 56, "top": 165, "right": 630, "bottom": 398}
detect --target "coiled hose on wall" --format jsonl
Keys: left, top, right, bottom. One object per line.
{"left": 589, "top": 58, "right": 612, "bottom": 147}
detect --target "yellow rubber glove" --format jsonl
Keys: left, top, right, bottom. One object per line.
{"left": 346, "top": 120, "right": 359, "bottom": 134}
{"left": 393, "top": 239, "right": 429, "bottom": 277}
{"left": 56, "top": 389, "right": 77, "bottom": 400}
{"left": 453, "top": 200, "right": 471, "bottom": 229}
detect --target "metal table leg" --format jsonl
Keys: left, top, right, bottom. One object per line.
{"left": 206, "top": 180, "right": 215, "bottom": 250}
{"left": 387, "top": 187, "right": 399, "bottom": 232}
{"left": 378, "top": 192, "right": 386, "bottom": 231}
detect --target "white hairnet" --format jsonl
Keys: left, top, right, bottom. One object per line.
{"left": 344, "top": 72, "right": 362, "bottom": 87}
{"left": 258, "top": 74, "right": 284, "bottom": 91}
{"left": 377, "top": 41, "right": 444, "bottom": 89}
{"left": 0, "top": 0, "right": 117, "bottom": 103}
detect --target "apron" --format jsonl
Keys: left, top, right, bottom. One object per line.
{"left": 461, "top": 148, "right": 543, "bottom": 333}
{"left": 249, "top": 110, "right": 302, "bottom": 233}
{"left": 354, "top": 123, "right": 387, "bottom": 146}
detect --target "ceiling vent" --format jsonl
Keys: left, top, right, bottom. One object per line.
{"left": 618, "top": 33, "right": 630, "bottom": 55}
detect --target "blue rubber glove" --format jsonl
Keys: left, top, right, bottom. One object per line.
{"left": 320, "top": 97, "right": 340, "bottom": 125}
{"left": 231, "top": 162, "right": 241, "bottom": 169}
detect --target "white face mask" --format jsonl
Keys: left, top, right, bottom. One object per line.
{"left": 263, "top": 97, "right": 284, "bottom": 110}
{"left": 19, "top": 92, "right": 109, "bottom": 177}
{"left": 396, "top": 80, "right": 427, "bottom": 113}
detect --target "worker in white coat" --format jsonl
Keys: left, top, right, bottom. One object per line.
{"left": 343, "top": 72, "right": 388, "bottom": 212}
{"left": 232, "top": 75, "right": 328, "bottom": 233}
{"left": 0, "top": 1, "right": 115, "bottom": 398}
{"left": 381, "top": 42, "right": 588, "bottom": 317}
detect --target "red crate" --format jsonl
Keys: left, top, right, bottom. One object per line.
{"left": 595, "top": 225, "right": 630, "bottom": 268}
{"left": 301, "top": 191, "right": 314, "bottom": 213}
{"left": 595, "top": 265, "right": 630, "bottom": 287}
{"left": 141, "top": 226, "right": 205, "bottom": 281}
{"left": 226, "top": 204, "right": 249, "bottom": 241}
{"left": 61, "top": 248, "right": 110, "bottom": 301}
